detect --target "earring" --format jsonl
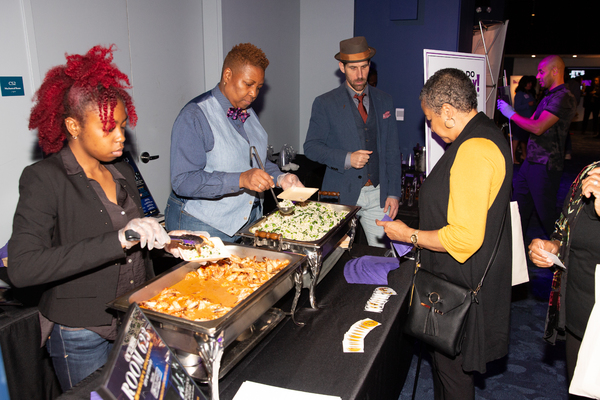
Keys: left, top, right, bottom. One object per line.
{"left": 72, "top": 136, "right": 78, "bottom": 140}
{"left": 444, "top": 118, "right": 456, "bottom": 129}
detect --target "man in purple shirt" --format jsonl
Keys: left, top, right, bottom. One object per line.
{"left": 498, "top": 55, "right": 576, "bottom": 237}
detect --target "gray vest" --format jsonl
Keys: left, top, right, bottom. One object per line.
{"left": 183, "top": 95, "right": 268, "bottom": 236}
{"left": 351, "top": 94, "right": 379, "bottom": 186}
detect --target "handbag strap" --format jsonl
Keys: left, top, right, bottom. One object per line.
{"left": 472, "top": 209, "right": 508, "bottom": 297}
{"left": 412, "top": 208, "right": 508, "bottom": 299}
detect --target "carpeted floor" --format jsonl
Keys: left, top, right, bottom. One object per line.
{"left": 399, "top": 128, "right": 600, "bottom": 399}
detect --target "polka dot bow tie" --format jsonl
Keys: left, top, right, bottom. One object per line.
{"left": 227, "top": 107, "right": 250, "bottom": 123}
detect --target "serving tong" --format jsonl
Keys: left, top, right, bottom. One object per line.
{"left": 249, "top": 146, "right": 294, "bottom": 215}
{"left": 125, "top": 230, "right": 207, "bottom": 249}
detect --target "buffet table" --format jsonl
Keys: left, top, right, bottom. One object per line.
{"left": 59, "top": 244, "right": 415, "bottom": 400}
{"left": 215, "top": 245, "right": 415, "bottom": 400}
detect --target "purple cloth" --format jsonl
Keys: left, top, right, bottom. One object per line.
{"left": 91, "top": 392, "right": 102, "bottom": 400}
{"left": 0, "top": 242, "right": 7, "bottom": 268}
{"left": 344, "top": 256, "right": 400, "bottom": 285}
{"left": 381, "top": 214, "right": 413, "bottom": 257}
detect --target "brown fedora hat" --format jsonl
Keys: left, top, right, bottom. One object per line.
{"left": 334, "top": 36, "right": 376, "bottom": 62}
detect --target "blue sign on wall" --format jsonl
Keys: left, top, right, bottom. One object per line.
{"left": 1, "top": 76, "right": 25, "bottom": 96}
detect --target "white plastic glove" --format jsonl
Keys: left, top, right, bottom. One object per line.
{"left": 164, "top": 230, "right": 210, "bottom": 259}
{"left": 497, "top": 99, "right": 516, "bottom": 120}
{"left": 118, "top": 218, "right": 171, "bottom": 250}
{"left": 277, "top": 173, "right": 304, "bottom": 190}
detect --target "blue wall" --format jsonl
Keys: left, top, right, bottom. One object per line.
{"left": 355, "top": 0, "right": 464, "bottom": 158}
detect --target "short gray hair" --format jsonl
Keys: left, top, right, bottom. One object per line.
{"left": 419, "top": 68, "right": 477, "bottom": 114}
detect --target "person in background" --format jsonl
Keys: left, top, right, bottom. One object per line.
{"left": 564, "top": 75, "right": 582, "bottom": 160}
{"left": 511, "top": 75, "right": 537, "bottom": 163}
{"left": 7, "top": 45, "right": 175, "bottom": 391}
{"left": 304, "top": 36, "right": 401, "bottom": 248}
{"left": 367, "top": 66, "right": 378, "bottom": 87}
{"left": 498, "top": 55, "right": 577, "bottom": 238}
{"left": 566, "top": 75, "right": 582, "bottom": 109}
{"left": 581, "top": 76, "right": 600, "bottom": 136}
{"left": 529, "top": 162, "right": 600, "bottom": 399}
{"left": 378, "top": 68, "right": 512, "bottom": 399}
{"left": 166, "top": 43, "right": 302, "bottom": 242}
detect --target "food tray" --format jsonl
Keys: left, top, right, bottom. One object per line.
{"left": 236, "top": 201, "right": 360, "bottom": 310}
{"left": 236, "top": 201, "right": 360, "bottom": 254}
{"left": 107, "top": 244, "right": 306, "bottom": 398}
{"left": 109, "top": 244, "right": 305, "bottom": 349}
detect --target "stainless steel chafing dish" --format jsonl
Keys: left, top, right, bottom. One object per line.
{"left": 235, "top": 201, "right": 360, "bottom": 313}
{"left": 108, "top": 244, "right": 306, "bottom": 400}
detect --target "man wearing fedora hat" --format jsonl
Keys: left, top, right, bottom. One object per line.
{"left": 304, "top": 36, "right": 401, "bottom": 247}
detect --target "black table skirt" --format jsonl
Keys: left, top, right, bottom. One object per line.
{"left": 60, "top": 245, "right": 416, "bottom": 400}
{"left": 0, "top": 305, "right": 61, "bottom": 400}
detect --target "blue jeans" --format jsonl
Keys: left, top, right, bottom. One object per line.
{"left": 165, "top": 192, "right": 262, "bottom": 243}
{"left": 46, "top": 324, "right": 112, "bottom": 392}
{"left": 356, "top": 185, "right": 388, "bottom": 248}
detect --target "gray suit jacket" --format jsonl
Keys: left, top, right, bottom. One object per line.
{"left": 304, "top": 84, "right": 401, "bottom": 207}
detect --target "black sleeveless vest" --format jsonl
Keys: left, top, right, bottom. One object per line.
{"left": 418, "top": 112, "right": 513, "bottom": 373}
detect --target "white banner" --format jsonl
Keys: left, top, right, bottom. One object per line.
{"left": 423, "top": 50, "right": 487, "bottom": 174}
{"left": 472, "top": 21, "right": 509, "bottom": 118}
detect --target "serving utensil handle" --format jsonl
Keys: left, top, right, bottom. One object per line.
{"left": 250, "top": 146, "right": 283, "bottom": 209}
{"left": 124, "top": 229, "right": 140, "bottom": 241}
{"left": 318, "top": 191, "right": 340, "bottom": 203}
{"left": 254, "top": 231, "right": 282, "bottom": 241}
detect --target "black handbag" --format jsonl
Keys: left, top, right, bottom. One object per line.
{"left": 403, "top": 214, "right": 506, "bottom": 357}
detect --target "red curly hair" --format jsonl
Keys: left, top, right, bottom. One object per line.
{"left": 221, "top": 43, "right": 269, "bottom": 78}
{"left": 29, "top": 45, "right": 137, "bottom": 154}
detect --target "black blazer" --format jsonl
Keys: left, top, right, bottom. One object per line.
{"left": 8, "top": 147, "right": 152, "bottom": 327}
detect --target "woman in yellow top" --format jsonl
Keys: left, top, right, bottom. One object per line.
{"left": 378, "top": 68, "right": 513, "bottom": 399}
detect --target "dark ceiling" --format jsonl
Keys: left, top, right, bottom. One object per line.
{"left": 500, "top": 0, "right": 600, "bottom": 56}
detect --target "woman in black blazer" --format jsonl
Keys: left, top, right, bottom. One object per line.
{"left": 8, "top": 45, "right": 172, "bottom": 392}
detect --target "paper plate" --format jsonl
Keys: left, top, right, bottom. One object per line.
{"left": 179, "top": 237, "right": 230, "bottom": 262}
{"left": 277, "top": 187, "right": 319, "bottom": 202}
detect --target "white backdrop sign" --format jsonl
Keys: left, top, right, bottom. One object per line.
{"left": 423, "top": 50, "right": 487, "bottom": 175}
{"left": 472, "top": 21, "right": 509, "bottom": 118}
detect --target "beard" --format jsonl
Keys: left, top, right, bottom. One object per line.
{"left": 347, "top": 78, "right": 367, "bottom": 92}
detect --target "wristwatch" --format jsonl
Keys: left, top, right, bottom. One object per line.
{"left": 410, "top": 230, "right": 422, "bottom": 249}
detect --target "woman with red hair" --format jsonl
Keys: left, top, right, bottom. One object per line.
{"left": 8, "top": 45, "right": 171, "bottom": 391}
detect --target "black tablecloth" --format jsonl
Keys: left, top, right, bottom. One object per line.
{"left": 60, "top": 245, "right": 416, "bottom": 400}
{"left": 0, "top": 305, "right": 61, "bottom": 400}
{"left": 215, "top": 245, "right": 414, "bottom": 400}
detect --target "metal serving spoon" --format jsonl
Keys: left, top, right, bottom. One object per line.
{"left": 125, "top": 230, "right": 207, "bottom": 249}
{"left": 249, "top": 146, "right": 294, "bottom": 215}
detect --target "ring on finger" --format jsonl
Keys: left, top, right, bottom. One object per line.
{"left": 594, "top": 180, "right": 598, "bottom": 186}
